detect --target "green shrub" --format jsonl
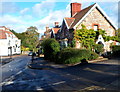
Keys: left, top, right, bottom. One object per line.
{"left": 64, "top": 57, "right": 83, "bottom": 64}
{"left": 41, "top": 38, "right": 60, "bottom": 61}
{"left": 93, "top": 44, "right": 104, "bottom": 54}
{"left": 88, "top": 51, "right": 99, "bottom": 60}
{"left": 111, "top": 45, "right": 120, "bottom": 57}
{"left": 111, "top": 45, "right": 120, "bottom": 52}
{"left": 58, "top": 48, "right": 91, "bottom": 64}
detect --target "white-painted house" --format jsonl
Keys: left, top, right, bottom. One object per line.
{"left": 0, "top": 26, "right": 21, "bottom": 56}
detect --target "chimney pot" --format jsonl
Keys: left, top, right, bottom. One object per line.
{"left": 46, "top": 26, "right": 49, "bottom": 31}
{"left": 55, "top": 22, "right": 59, "bottom": 27}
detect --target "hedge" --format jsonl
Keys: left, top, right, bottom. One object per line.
{"left": 111, "top": 45, "right": 120, "bottom": 57}
{"left": 111, "top": 45, "right": 120, "bottom": 52}
{"left": 88, "top": 51, "right": 99, "bottom": 60}
{"left": 58, "top": 48, "right": 91, "bottom": 64}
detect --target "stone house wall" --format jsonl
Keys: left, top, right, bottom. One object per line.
{"left": 77, "top": 8, "right": 115, "bottom": 36}
{"left": 76, "top": 7, "right": 116, "bottom": 52}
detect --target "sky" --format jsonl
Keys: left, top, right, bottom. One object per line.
{"left": 0, "top": 0, "right": 119, "bottom": 37}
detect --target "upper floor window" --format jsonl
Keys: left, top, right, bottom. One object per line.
{"left": 94, "top": 25, "right": 98, "bottom": 31}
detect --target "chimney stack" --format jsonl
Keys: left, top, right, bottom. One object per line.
{"left": 71, "top": 3, "right": 81, "bottom": 17}
{"left": 55, "top": 22, "right": 59, "bottom": 27}
{"left": 46, "top": 26, "right": 49, "bottom": 31}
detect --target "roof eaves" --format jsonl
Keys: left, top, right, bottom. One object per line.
{"left": 64, "top": 18, "right": 69, "bottom": 29}
{"left": 69, "top": 18, "right": 75, "bottom": 29}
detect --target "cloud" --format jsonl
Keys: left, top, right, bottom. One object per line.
{"left": 12, "top": 25, "right": 28, "bottom": 33}
{"left": 0, "top": 14, "right": 33, "bottom": 32}
{"left": 0, "top": 2, "right": 20, "bottom": 14}
{"left": 32, "top": 0, "right": 55, "bottom": 17}
{"left": 118, "top": 2, "right": 120, "bottom": 28}
{"left": 20, "top": 8, "right": 29, "bottom": 15}
{"left": 0, "top": 15, "right": 26, "bottom": 25}
{"left": 35, "top": 7, "right": 70, "bottom": 34}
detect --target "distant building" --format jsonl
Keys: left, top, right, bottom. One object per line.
{"left": 0, "top": 26, "right": 21, "bottom": 56}
{"left": 51, "top": 22, "right": 61, "bottom": 40}
{"left": 44, "top": 26, "right": 52, "bottom": 39}
{"left": 40, "top": 22, "right": 61, "bottom": 40}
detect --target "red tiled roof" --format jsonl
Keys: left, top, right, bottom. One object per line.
{"left": 52, "top": 28, "right": 60, "bottom": 34}
{"left": 64, "top": 17, "right": 75, "bottom": 28}
{"left": 0, "top": 27, "right": 17, "bottom": 39}
{"left": 0, "top": 30, "right": 7, "bottom": 39}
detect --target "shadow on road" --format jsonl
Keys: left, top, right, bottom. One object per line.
{"left": 54, "top": 63, "right": 119, "bottom": 90}
{"left": 2, "top": 59, "right": 120, "bottom": 91}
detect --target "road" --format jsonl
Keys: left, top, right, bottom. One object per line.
{"left": 1, "top": 57, "right": 120, "bottom": 91}
{"left": 1, "top": 55, "right": 31, "bottom": 82}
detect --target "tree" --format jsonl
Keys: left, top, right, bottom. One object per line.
{"left": 41, "top": 38, "right": 60, "bottom": 62}
{"left": 10, "top": 26, "right": 40, "bottom": 52}
{"left": 10, "top": 30, "right": 18, "bottom": 37}
{"left": 115, "top": 28, "right": 120, "bottom": 42}
{"left": 23, "top": 26, "right": 39, "bottom": 51}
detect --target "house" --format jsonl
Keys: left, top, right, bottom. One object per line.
{"left": 51, "top": 22, "right": 61, "bottom": 40}
{"left": 0, "top": 26, "right": 21, "bottom": 56}
{"left": 41, "top": 22, "right": 61, "bottom": 40}
{"left": 59, "top": 3, "right": 118, "bottom": 52}
{"left": 44, "top": 26, "right": 52, "bottom": 39}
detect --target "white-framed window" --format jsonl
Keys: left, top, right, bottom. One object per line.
{"left": 94, "top": 25, "right": 98, "bottom": 31}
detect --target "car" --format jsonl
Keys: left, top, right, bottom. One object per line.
{"left": 28, "top": 52, "right": 36, "bottom": 56}
{"left": 28, "top": 52, "right": 33, "bottom": 56}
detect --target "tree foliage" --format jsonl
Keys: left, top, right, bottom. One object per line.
{"left": 10, "top": 26, "right": 39, "bottom": 51}
{"left": 115, "top": 28, "right": 120, "bottom": 42}
{"left": 23, "top": 26, "right": 39, "bottom": 51}
{"left": 41, "top": 38, "right": 60, "bottom": 62}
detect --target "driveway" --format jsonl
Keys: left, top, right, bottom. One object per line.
{"left": 1, "top": 58, "right": 119, "bottom": 91}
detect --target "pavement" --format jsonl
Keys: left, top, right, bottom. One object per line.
{"left": 0, "top": 55, "right": 22, "bottom": 66}
{"left": 28, "top": 57, "right": 68, "bottom": 70}
{"left": 27, "top": 56, "right": 108, "bottom": 70}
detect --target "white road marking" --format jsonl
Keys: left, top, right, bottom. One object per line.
{"left": 52, "top": 81, "right": 65, "bottom": 85}
{"left": 16, "top": 71, "right": 22, "bottom": 75}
